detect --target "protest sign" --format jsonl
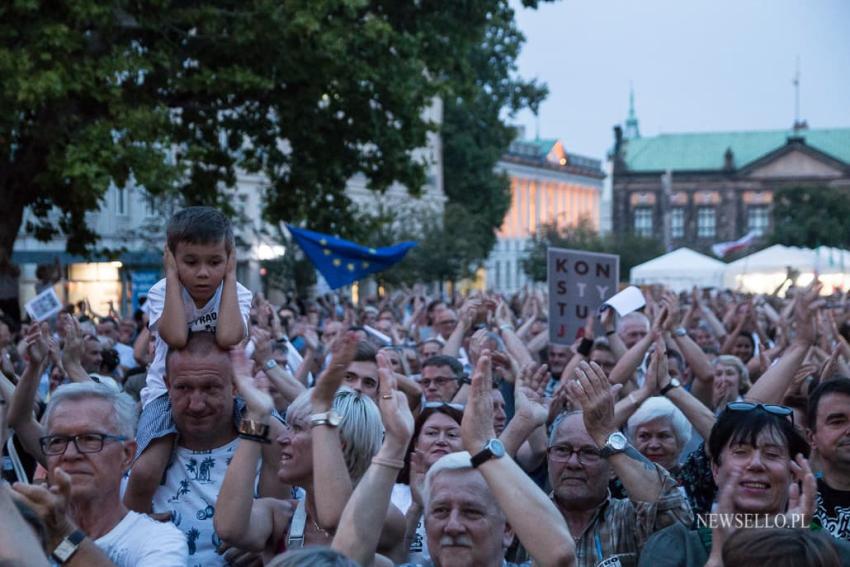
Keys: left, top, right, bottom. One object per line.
{"left": 601, "top": 285, "right": 645, "bottom": 316}
{"left": 548, "top": 247, "right": 619, "bottom": 345}
{"left": 24, "top": 287, "right": 63, "bottom": 321}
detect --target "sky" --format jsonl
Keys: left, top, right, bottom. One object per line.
{"left": 510, "top": 0, "right": 850, "bottom": 160}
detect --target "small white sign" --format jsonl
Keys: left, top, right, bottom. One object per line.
{"left": 24, "top": 287, "right": 63, "bottom": 321}
{"left": 601, "top": 285, "right": 646, "bottom": 316}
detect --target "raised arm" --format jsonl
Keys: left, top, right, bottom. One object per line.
{"left": 7, "top": 325, "right": 50, "bottom": 467}
{"left": 463, "top": 352, "right": 576, "bottom": 567}
{"left": 608, "top": 325, "right": 656, "bottom": 386}
{"left": 331, "top": 357, "right": 415, "bottom": 566}
{"left": 442, "top": 300, "right": 477, "bottom": 359}
{"left": 12, "top": 469, "right": 117, "bottom": 566}
{"left": 310, "top": 331, "right": 359, "bottom": 530}
{"left": 569, "top": 361, "right": 671, "bottom": 503}
{"left": 251, "top": 328, "right": 305, "bottom": 407}
{"left": 214, "top": 349, "right": 279, "bottom": 551}
{"left": 158, "top": 245, "right": 189, "bottom": 348}
{"left": 746, "top": 283, "right": 820, "bottom": 404}
{"left": 496, "top": 300, "right": 535, "bottom": 367}
{"left": 216, "top": 249, "right": 247, "bottom": 347}
{"left": 59, "top": 315, "right": 94, "bottom": 383}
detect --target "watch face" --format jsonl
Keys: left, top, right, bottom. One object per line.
{"left": 608, "top": 432, "right": 628, "bottom": 451}
{"left": 670, "top": 378, "right": 681, "bottom": 387}
{"left": 487, "top": 439, "right": 506, "bottom": 458}
{"left": 328, "top": 412, "right": 342, "bottom": 426}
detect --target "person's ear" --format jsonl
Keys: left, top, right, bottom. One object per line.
{"left": 806, "top": 427, "right": 817, "bottom": 451}
{"left": 711, "top": 460, "right": 720, "bottom": 485}
{"left": 122, "top": 440, "right": 138, "bottom": 473}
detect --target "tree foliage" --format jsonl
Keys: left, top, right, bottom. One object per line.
{"left": 440, "top": 1, "right": 548, "bottom": 268}
{"left": 0, "top": 0, "right": 550, "bottom": 261}
{"left": 769, "top": 186, "right": 850, "bottom": 248}
{"left": 522, "top": 218, "right": 664, "bottom": 282}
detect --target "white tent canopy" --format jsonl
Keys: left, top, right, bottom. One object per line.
{"left": 630, "top": 248, "right": 726, "bottom": 291}
{"left": 724, "top": 244, "right": 850, "bottom": 294}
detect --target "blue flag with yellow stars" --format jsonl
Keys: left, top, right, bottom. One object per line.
{"left": 286, "top": 225, "right": 417, "bottom": 289}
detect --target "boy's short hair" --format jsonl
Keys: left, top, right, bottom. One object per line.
{"left": 167, "top": 206, "right": 234, "bottom": 253}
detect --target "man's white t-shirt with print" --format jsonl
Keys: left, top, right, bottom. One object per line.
{"left": 94, "top": 510, "right": 187, "bottom": 567}
{"left": 152, "top": 438, "right": 241, "bottom": 567}
{"left": 140, "top": 279, "right": 252, "bottom": 407}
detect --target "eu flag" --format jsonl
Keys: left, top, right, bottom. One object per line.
{"left": 286, "top": 225, "right": 417, "bottom": 289}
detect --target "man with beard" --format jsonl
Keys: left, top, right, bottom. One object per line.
{"left": 808, "top": 379, "right": 850, "bottom": 540}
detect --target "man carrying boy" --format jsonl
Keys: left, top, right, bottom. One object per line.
{"left": 124, "top": 207, "right": 253, "bottom": 513}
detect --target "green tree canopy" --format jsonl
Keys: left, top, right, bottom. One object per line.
{"left": 769, "top": 186, "right": 850, "bottom": 248}
{"left": 522, "top": 218, "right": 664, "bottom": 282}
{"left": 0, "top": 0, "right": 551, "bottom": 261}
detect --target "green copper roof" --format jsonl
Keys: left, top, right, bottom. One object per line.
{"left": 622, "top": 127, "right": 850, "bottom": 172}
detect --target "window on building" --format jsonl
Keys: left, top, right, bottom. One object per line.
{"left": 697, "top": 207, "right": 716, "bottom": 238}
{"left": 633, "top": 207, "right": 653, "bottom": 237}
{"left": 671, "top": 208, "right": 685, "bottom": 238}
{"left": 115, "top": 187, "right": 127, "bottom": 216}
{"left": 748, "top": 206, "right": 769, "bottom": 236}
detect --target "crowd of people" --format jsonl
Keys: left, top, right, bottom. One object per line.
{"left": 1, "top": 206, "right": 850, "bottom": 567}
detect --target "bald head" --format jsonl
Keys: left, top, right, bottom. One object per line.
{"left": 165, "top": 332, "right": 236, "bottom": 450}
{"left": 617, "top": 312, "right": 650, "bottom": 349}
{"left": 166, "top": 332, "right": 231, "bottom": 377}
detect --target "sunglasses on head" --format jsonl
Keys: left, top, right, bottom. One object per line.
{"left": 725, "top": 401, "right": 794, "bottom": 425}
{"left": 422, "top": 401, "right": 465, "bottom": 412}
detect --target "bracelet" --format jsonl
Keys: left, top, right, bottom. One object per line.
{"left": 372, "top": 456, "right": 405, "bottom": 470}
{"left": 238, "top": 433, "right": 272, "bottom": 444}
{"left": 605, "top": 330, "right": 616, "bottom": 336}
{"left": 499, "top": 324, "right": 515, "bottom": 332}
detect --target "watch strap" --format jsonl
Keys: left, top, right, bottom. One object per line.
{"left": 660, "top": 381, "right": 679, "bottom": 396}
{"left": 238, "top": 418, "right": 270, "bottom": 438}
{"left": 52, "top": 529, "right": 85, "bottom": 564}
{"left": 470, "top": 439, "right": 504, "bottom": 468}
{"left": 310, "top": 411, "right": 341, "bottom": 428}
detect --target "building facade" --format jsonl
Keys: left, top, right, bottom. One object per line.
{"left": 484, "top": 137, "right": 604, "bottom": 292}
{"left": 611, "top": 123, "right": 850, "bottom": 253}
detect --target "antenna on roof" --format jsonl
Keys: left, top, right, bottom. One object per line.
{"left": 792, "top": 57, "right": 808, "bottom": 132}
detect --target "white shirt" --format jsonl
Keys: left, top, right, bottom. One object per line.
{"left": 115, "top": 342, "right": 136, "bottom": 370}
{"left": 152, "top": 438, "right": 243, "bottom": 567}
{"left": 141, "top": 278, "right": 252, "bottom": 407}
{"left": 392, "top": 483, "right": 430, "bottom": 563}
{"left": 94, "top": 510, "right": 187, "bottom": 567}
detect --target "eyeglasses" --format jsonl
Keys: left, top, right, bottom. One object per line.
{"left": 422, "top": 402, "right": 465, "bottom": 411}
{"left": 547, "top": 444, "right": 602, "bottom": 464}
{"left": 39, "top": 433, "right": 127, "bottom": 456}
{"left": 725, "top": 402, "right": 794, "bottom": 425}
{"left": 420, "top": 377, "right": 457, "bottom": 389}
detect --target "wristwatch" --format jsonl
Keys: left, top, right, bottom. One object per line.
{"left": 599, "top": 431, "right": 628, "bottom": 459}
{"left": 673, "top": 327, "right": 688, "bottom": 337}
{"left": 238, "top": 418, "right": 270, "bottom": 438}
{"left": 264, "top": 359, "right": 278, "bottom": 371}
{"left": 660, "top": 378, "right": 681, "bottom": 396}
{"left": 52, "top": 529, "right": 85, "bottom": 564}
{"left": 310, "top": 410, "right": 342, "bottom": 428}
{"left": 470, "top": 438, "right": 506, "bottom": 468}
